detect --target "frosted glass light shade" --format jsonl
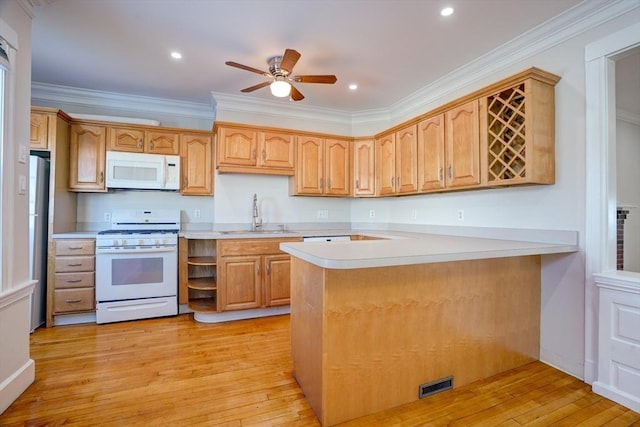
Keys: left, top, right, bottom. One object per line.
{"left": 270, "top": 80, "right": 291, "bottom": 97}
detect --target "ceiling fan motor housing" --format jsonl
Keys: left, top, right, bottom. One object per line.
{"left": 268, "top": 55, "right": 287, "bottom": 76}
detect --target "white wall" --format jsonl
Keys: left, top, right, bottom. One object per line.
{"left": 617, "top": 118, "right": 640, "bottom": 272}
{"left": 0, "top": 0, "right": 35, "bottom": 414}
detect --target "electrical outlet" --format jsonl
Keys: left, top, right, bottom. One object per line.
{"left": 411, "top": 209, "right": 418, "bottom": 221}
{"left": 369, "top": 209, "right": 376, "bottom": 219}
{"left": 317, "top": 209, "right": 329, "bottom": 219}
{"left": 194, "top": 209, "right": 201, "bottom": 219}
{"left": 104, "top": 212, "right": 111, "bottom": 222}
{"left": 457, "top": 209, "right": 464, "bottom": 221}
{"left": 18, "top": 145, "right": 28, "bottom": 164}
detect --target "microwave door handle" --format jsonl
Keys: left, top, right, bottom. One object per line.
{"left": 96, "top": 246, "right": 176, "bottom": 255}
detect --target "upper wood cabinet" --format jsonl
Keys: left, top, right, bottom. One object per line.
{"left": 108, "top": 126, "right": 179, "bottom": 155}
{"left": 482, "top": 73, "right": 559, "bottom": 186}
{"left": 416, "top": 101, "right": 482, "bottom": 193}
{"left": 352, "top": 138, "right": 375, "bottom": 197}
{"left": 180, "top": 133, "right": 213, "bottom": 195}
{"left": 376, "top": 125, "right": 418, "bottom": 196}
{"left": 445, "top": 100, "right": 482, "bottom": 189}
{"left": 69, "top": 124, "right": 107, "bottom": 192}
{"left": 30, "top": 112, "right": 50, "bottom": 150}
{"left": 293, "top": 137, "right": 350, "bottom": 196}
{"left": 215, "top": 123, "right": 295, "bottom": 175}
{"left": 417, "top": 115, "right": 446, "bottom": 192}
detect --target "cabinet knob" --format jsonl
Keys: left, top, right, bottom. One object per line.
{"left": 439, "top": 167, "right": 443, "bottom": 181}
{"left": 355, "top": 179, "right": 360, "bottom": 190}
{"left": 252, "top": 149, "right": 256, "bottom": 160}
{"left": 150, "top": 140, "right": 154, "bottom": 150}
{"left": 319, "top": 178, "right": 323, "bottom": 189}
{"left": 391, "top": 176, "right": 395, "bottom": 187}
{"left": 266, "top": 264, "right": 270, "bottom": 275}
{"left": 256, "top": 264, "right": 260, "bottom": 275}
{"left": 448, "top": 165, "right": 452, "bottom": 180}
{"left": 100, "top": 172, "right": 104, "bottom": 183}
{"left": 262, "top": 149, "right": 266, "bottom": 161}
{"left": 138, "top": 139, "right": 143, "bottom": 149}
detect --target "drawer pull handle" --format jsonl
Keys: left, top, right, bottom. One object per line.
{"left": 65, "top": 299, "right": 82, "bottom": 304}
{"left": 67, "top": 263, "right": 83, "bottom": 267}
{"left": 68, "top": 246, "right": 84, "bottom": 250}
{"left": 66, "top": 279, "right": 82, "bottom": 283}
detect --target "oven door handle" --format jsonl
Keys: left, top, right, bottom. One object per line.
{"left": 96, "top": 246, "right": 176, "bottom": 255}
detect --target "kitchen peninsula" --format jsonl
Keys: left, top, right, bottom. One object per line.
{"left": 280, "top": 230, "right": 578, "bottom": 426}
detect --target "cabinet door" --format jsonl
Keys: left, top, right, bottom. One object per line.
{"left": 218, "top": 256, "right": 261, "bottom": 311}
{"left": 260, "top": 132, "right": 295, "bottom": 170}
{"left": 376, "top": 133, "right": 396, "bottom": 196}
{"left": 69, "top": 124, "right": 106, "bottom": 191}
{"left": 264, "top": 255, "right": 291, "bottom": 307}
{"left": 30, "top": 112, "right": 49, "bottom": 150}
{"left": 107, "top": 126, "right": 144, "bottom": 152}
{"left": 180, "top": 133, "right": 213, "bottom": 195}
{"left": 146, "top": 130, "right": 180, "bottom": 155}
{"left": 417, "top": 115, "right": 446, "bottom": 192}
{"left": 217, "top": 126, "right": 258, "bottom": 167}
{"left": 395, "top": 125, "right": 418, "bottom": 194}
{"left": 325, "top": 138, "right": 350, "bottom": 196}
{"left": 353, "top": 139, "right": 375, "bottom": 197}
{"left": 446, "top": 100, "right": 480, "bottom": 188}
{"left": 296, "top": 136, "right": 324, "bottom": 195}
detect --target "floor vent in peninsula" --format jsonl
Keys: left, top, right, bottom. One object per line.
{"left": 419, "top": 376, "right": 453, "bottom": 399}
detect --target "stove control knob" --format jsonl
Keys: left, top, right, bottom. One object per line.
{"left": 121, "top": 239, "right": 127, "bottom": 246}
{"left": 139, "top": 239, "right": 144, "bottom": 245}
{"left": 113, "top": 240, "right": 118, "bottom": 246}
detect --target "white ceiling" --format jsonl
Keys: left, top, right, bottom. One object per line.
{"left": 32, "top": 0, "right": 586, "bottom": 113}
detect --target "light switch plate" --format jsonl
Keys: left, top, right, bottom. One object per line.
{"left": 18, "top": 145, "right": 28, "bottom": 164}
{"left": 18, "top": 175, "right": 27, "bottom": 195}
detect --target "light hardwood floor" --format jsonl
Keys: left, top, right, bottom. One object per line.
{"left": 0, "top": 314, "right": 638, "bottom": 426}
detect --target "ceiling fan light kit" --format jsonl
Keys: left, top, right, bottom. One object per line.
{"left": 226, "top": 48, "right": 337, "bottom": 102}
{"left": 270, "top": 77, "right": 291, "bottom": 97}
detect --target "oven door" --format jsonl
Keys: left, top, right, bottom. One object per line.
{"left": 96, "top": 246, "right": 177, "bottom": 302}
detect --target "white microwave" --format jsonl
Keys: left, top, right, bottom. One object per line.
{"left": 106, "top": 151, "right": 180, "bottom": 190}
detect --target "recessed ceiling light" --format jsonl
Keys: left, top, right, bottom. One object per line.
{"left": 349, "top": 83, "right": 358, "bottom": 91}
{"left": 170, "top": 51, "right": 182, "bottom": 59}
{"left": 441, "top": 7, "right": 454, "bottom": 17}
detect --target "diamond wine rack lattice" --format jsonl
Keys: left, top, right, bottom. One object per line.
{"left": 487, "top": 83, "right": 527, "bottom": 183}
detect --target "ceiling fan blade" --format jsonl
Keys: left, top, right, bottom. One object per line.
{"left": 290, "top": 84, "right": 305, "bottom": 101}
{"left": 293, "top": 75, "right": 338, "bottom": 84}
{"left": 280, "top": 49, "right": 301, "bottom": 74}
{"left": 225, "top": 61, "right": 268, "bottom": 76}
{"left": 241, "top": 81, "right": 271, "bottom": 93}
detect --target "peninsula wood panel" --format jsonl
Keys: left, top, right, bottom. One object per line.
{"left": 290, "top": 255, "right": 541, "bottom": 426}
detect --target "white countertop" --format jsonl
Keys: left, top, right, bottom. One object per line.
{"left": 279, "top": 232, "right": 578, "bottom": 269}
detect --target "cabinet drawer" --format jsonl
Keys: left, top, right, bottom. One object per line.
{"left": 54, "top": 256, "right": 95, "bottom": 273}
{"left": 55, "top": 239, "right": 95, "bottom": 256}
{"left": 53, "top": 288, "right": 95, "bottom": 313}
{"left": 219, "top": 238, "right": 300, "bottom": 257}
{"left": 54, "top": 272, "right": 95, "bottom": 289}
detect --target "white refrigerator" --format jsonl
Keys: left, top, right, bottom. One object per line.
{"left": 29, "top": 155, "right": 49, "bottom": 331}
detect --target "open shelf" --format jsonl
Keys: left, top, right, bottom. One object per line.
{"left": 188, "top": 256, "right": 217, "bottom": 266}
{"left": 188, "top": 297, "right": 217, "bottom": 313}
{"left": 187, "top": 277, "right": 217, "bottom": 291}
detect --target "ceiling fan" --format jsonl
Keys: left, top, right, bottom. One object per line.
{"left": 225, "top": 48, "right": 337, "bottom": 101}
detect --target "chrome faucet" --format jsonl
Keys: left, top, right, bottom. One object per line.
{"left": 251, "top": 193, "right": 262, "bottom": 231}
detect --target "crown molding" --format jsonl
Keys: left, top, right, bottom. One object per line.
{"left": 389, "top": 0, "right": 640, "bottom": 125}
{"left": 211, "top": 91, "right": 352, "bottom": 126}
{"left": 31, "top": 82, "right": 215, "bottom": 121}
{"left": 617, "top": 109, "right": 640, "bottom": 125}
{"left": 29, "top": 0, "right": 638, "bottom": 134}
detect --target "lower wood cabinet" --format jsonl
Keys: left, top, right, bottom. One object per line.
{"left": 179, "top": 237, "right": 218, "bottom": 312}
{"left": 217, "top": 237, "right": 302, "bottom": 311}
{"left": 51, "top": 238, "right": 95, "bottom": 316}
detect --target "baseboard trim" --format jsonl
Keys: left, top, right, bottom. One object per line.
{"left": 593, "top": 381, "right": 640, "bottom": 413}
{"left": 193, "top": 306, "right": 290, "bottom": 323}
{"left": 0, "top": 359, "right": 35, "bottom": 414}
